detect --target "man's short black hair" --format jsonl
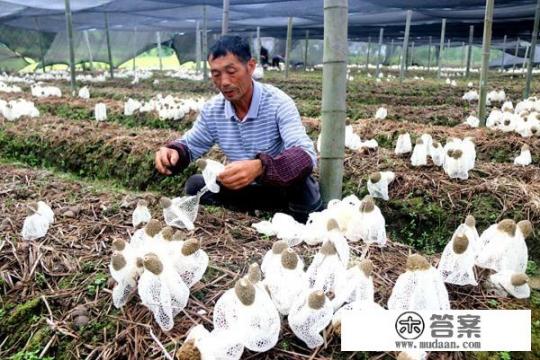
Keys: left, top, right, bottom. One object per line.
{"left": 208, "top": 35, "right": 252, "bottom": 63}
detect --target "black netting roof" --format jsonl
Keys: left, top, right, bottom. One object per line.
{"left": 0, "top": 0, "right": 537, "bottom": 41}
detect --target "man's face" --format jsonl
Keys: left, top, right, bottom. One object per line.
{"left": 209, "top": 52, "right": 256, "bottom": 102}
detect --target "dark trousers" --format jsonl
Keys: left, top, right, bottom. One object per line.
{"left": 185, "top": 175, "right": 323, "bottom": 223}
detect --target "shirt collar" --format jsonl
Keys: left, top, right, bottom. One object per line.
{"left": 224, "top": 80, "right": 262, "bottom": 122}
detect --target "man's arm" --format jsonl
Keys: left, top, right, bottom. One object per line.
{"left": 156, "top": 109, "right": 215, "bottom": 175}
{"left": 256, "top": 96, "right": 317, "bottom": 187}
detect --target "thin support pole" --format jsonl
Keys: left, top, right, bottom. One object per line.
{"left": 104, "top": 13, "right": 114, "bottom": 79}
{"left": 365, "top": 36, "right": 371, "bottom": 71}
{"left": 513, "top": 37, "right": 520, "bottom": 73}
{"left": 466, "top": 25, "right": 474, "bottom": 77}
{"left": 461, "top": 41, "right": 466, "bottom": 68}
{"left": 390, "top": 38, "right": 394, "bottom": 64}
{"left": 304, "top": 30, "right": 309, "bottom": 69}
{"left": 256, "top": 26, "right": 261, "bottom": 64}
{"left": 522, "top": 45, "right": 530, "bottom": 71}
{"left": 409, "top": 41, "right": 415, "bottom": 68}
{"left": 83, "top": 30, "right": 94, "bottom": 71}
{"left": 447, "top": 38, "right": 450, "bottom": 69}
{"left": 203, "top": 6, "right": 208, "bottom": 81}
{"left": 524, "top": 0, "right": 540, "bottom": 98}
{"left": 437, "top": 18, "right": 446, "bottom": 79}
{"left": 33, "top": 17, "right": 47, "bottom": 72}
{"left": 500, "top": 34, "right": 507, "bottom": 70}
{"left": 221, "top": 0, "right": 229, "bottom": 35}
{"left": 156, "top": 32, "right": 163, "bottom": 71}
{"left": 195, "top": 21, "right": 201, "bottom": 74}
{"left": 64, "top": 0, "right": 76, "bottom": 95}
{"left": 427, "top": 36, "right": 433, "bottom": 71}
{"left": 376, "top": 27, "right": 384, "bottom": 77}
{"left": 478, "top": 0, "right": 495, "bottom": 126}
{"left": 285, "top": 17, "right": 293, "bottom": 78}
{"left": 320, "top": 0, "right": 348, "bottom": 203}
{"left": 132, "top": 28, "right": 137, "bottom": 71}
{"left": 399, "top": 10, "right": 412, "bottom": 83}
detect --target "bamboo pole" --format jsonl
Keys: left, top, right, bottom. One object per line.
{"left": 222, "top": 0, "right": 230, "bottom": 35}
{"left": 478, "top": 0, "right": 494, "bottom": 126}
{"left": 437, "top": 18, "right": 446, "bottom": 79}
{"left": 304, "top": 29, "right": 309, "bottom": 69}
{"left": 33, "top": 17, "right": 47, "bottom": 72}
{"left": 466, "top": 25, "right": 474, "bottom": 77}
{"left": 376, "top": 27, "right": 384, "bottom": 77}
{"left": 461, "top": 41, "right": 466, "bottom": 68}
{"left": 512, "top": 37, "right": 520, "bottom": 73}
{"left": 83, "top": 30, "right": 94, "bottom": 71}
{"left": 399, "top": 10, "right": 412, "bottom": 83}
{"left": 500, "top": 34, "right": 507, "bottom": 70}
{"left": 427, "top": 36, "right": 432, "bottom": 71}
{"left": 390, "top": 38, "right": 394, "bottom": 64}
{"left": 64, "top": 0, "right": 76, "bottom": 95}
{"left": 285, "top": 17, "right": 293, "bottom": 78}
{"left": 320, "top": 0, "right": 348, "bottom": 203}
{"left": 156, "top": 32, "right": 163, "bottom": 71}
{"left": 524, "top": 0, "right": 540, "bottom": 98}
{"left": 365, "top": 36, "right": 371, "bottom": 71}
{"left": 203, "top": 6, "right": 208, "bottom": 81}
{"left": 104, "top": 13, "right": 114, "bottom": 79}
{"left": 447, "top": 38, "right": 450, "bottom": 69}
{"left": 256, "top": 26, "right": 261, "bottom": 64}
{"left": 409, "top": 41, "right": 415, "bottom": 68}
{"left": 195, "top": 21, "right": 201, "bottom": 74}
{"left": 132, "top": 28, "right": 137, "bottom": 71}
{"left": 522, "top": 45, "right": 530, "bottom": 71}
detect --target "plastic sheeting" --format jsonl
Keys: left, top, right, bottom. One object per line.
{"left": 489, "top": 45, "right": 540, "bottom": 68}
{"left": 43, "top": 29, "right": 173, "bottom": 67}
{"left": 0, "top": 45, "right": 28, "bottom": 71}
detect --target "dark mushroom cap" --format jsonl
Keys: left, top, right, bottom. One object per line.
{"left": 517, "top": 220, "right": 533, "bottom": 239}
{"left": 143, "top": 253, "right": 163, "bottom": 275}
{"left": 111, "top": 252, "right": 126, "bottom": 271}
{"left": 281, "top": 248, "right": 299, "bottom": 270}
{"left": 234, "top": 278, "right": 256, "bottom": 306}
{"left": 497, "top": 219, "right": 517, "bottom": 237}
{"left": 181, "top": 238, "right": 201, "bottom": 256}
{"left": 320, "top": 240, "right": 337, "bottom": 256}
{"left": 308, "top": 290, "right": 326, "bottom": 310}
{"left": 272, "top": 240, "right": 288, "bottom": 255}
{"left": 452, "top": 233, "right": 469, "bottom": 254}
{"left": 144, "top": 219, "right": 162, "bottom": 238}
{"left": 511, "top": 273, "right": 529, "bottom": 286}
{"left": 406, "top": 254, "right": 431, "bottom": 271}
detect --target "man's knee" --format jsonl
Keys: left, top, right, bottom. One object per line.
{"left": 184, "top": 174, "right": 206, "bottom": 196}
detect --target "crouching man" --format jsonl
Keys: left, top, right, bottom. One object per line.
{"left": 155, "top": 35, "right": 322, "bottom": 222}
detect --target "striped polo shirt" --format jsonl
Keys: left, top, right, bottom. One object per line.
{"left": 174, "top": 80, "right": 317, "bottom": 167}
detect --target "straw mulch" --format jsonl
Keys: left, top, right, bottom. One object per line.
{"left": 0, "top": 164, "right": 530, "bottom": 360}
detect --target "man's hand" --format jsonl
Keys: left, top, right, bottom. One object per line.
{"left": 217, "top": 159, "right": 263, "bottom": 190}
{"left": 155, "top": 147, "right": 179, "bottom": 175}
